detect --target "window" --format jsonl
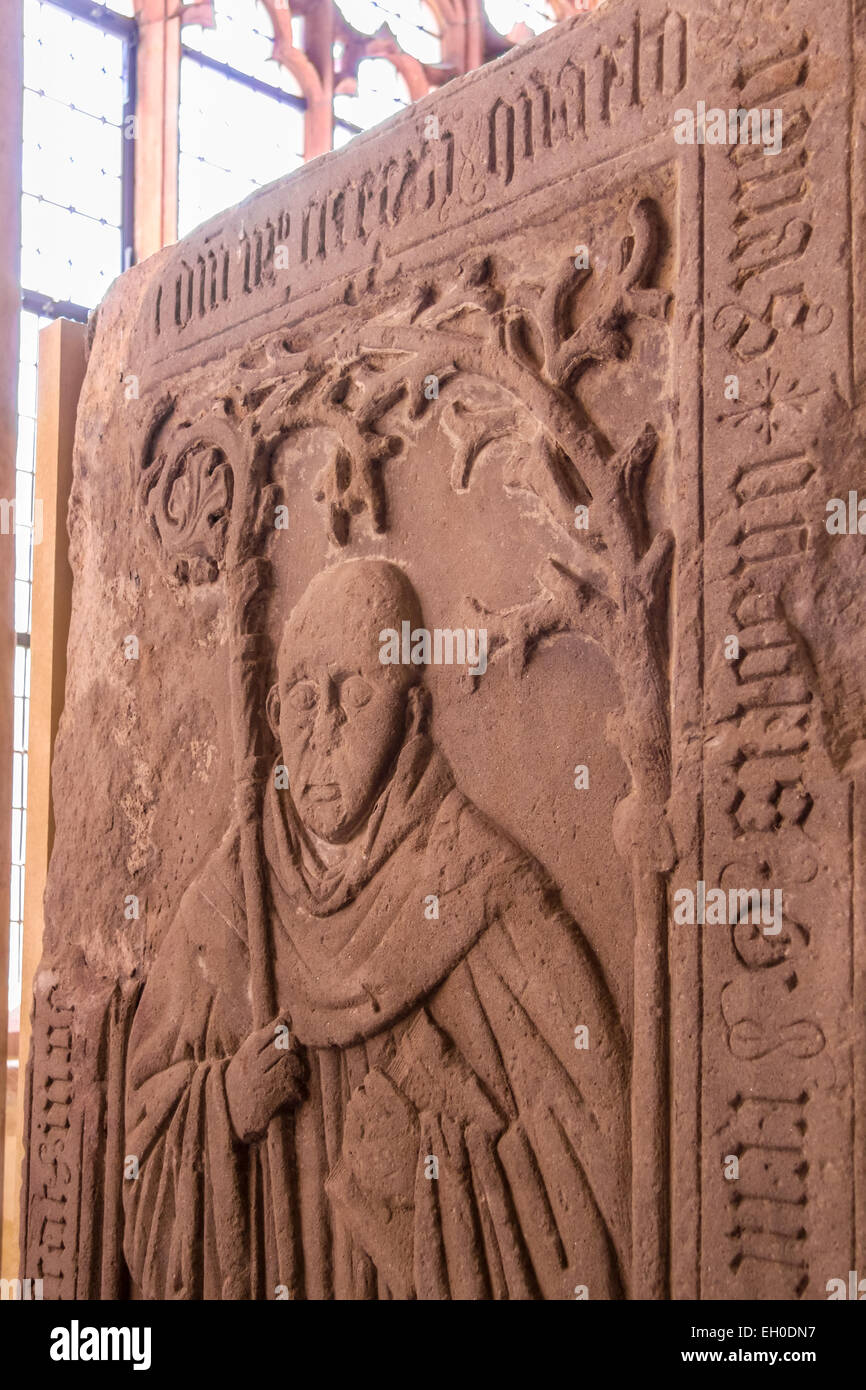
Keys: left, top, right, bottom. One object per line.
{"left": 179, "top": 0, "right": 306, "bottom": 237}
{"left": 8, "top": 0, "right": 135, "bottom": 1019}
{"left": 334, "top": 57, "right": 412, "bottom": 140}
{"left": 21, "top": 0, "right": 134, "bottom": 310}
{"left": 484, "top": 0, "right": 557, "bottom": 37}
{"left": 333, "top": 0, "right": 442, "bottom": 64}
{"left": 7, "top": 0, "right": 600, "bottom": 1018}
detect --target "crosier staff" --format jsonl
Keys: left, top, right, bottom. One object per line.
{"left": 224, "top": 435, "right": 301, "bottom": 1299}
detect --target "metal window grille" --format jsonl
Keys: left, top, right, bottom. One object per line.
{"left": 8, "top": 0, "right": 136, "bottom": 1018}
{"left": 179, "top": 1, "right": 318, "bottom": 237}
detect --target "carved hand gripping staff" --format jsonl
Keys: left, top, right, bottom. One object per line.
{"left": 138, "top": 195, "right": 674, "bottom": 1298}
{"left": 22, "top": 0, "right": 861, "bottom": 1303}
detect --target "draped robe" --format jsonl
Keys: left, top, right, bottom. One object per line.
{"left": 123, "top": 731, "right": 630, "bottom": 1299}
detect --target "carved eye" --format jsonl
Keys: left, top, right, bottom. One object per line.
{"left": 341, "top": 677, "right": 372, "bottom": 711}
{"left": 287, "top": 681, "right": 317, "bottom": 712}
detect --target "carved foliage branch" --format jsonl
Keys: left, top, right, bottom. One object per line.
{"left": 135, "top": 196, "right": 676, "bottom": 868}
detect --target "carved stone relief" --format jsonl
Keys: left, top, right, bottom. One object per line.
{"left": 20, "top": 0, "right": 866, "bottom": 1301}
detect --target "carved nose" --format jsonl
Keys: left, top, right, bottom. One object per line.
{"left": 310, "top": 694, "right": 345, "bottom": 750}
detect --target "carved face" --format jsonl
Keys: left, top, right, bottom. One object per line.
{"left": 270, "top": 561, "right": 422, "bottom": 843}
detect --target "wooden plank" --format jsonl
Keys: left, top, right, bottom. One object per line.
{"left": 134, "top": 0, "right": 180, "bottom": 261}
{"left": 0, "top": 318, "right": 85, "bottom": 1283}
{"left": 0, "top": 0, "right": 22, "bottom": 1284}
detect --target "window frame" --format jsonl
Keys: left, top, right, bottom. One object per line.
{"left": 9, "top": 0, "right": 138, "bottom": 1017}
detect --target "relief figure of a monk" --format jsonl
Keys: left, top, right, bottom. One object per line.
{"left": 124, "top": 559, "right": 629, "bottom": 1299}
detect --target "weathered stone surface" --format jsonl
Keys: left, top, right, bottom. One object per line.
{"left": 20, "top": 0, "right": 866, "bottom": 1300}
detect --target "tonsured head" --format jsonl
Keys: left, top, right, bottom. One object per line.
{"left": 267, "top": 559, "right": 423, "bottom": 842}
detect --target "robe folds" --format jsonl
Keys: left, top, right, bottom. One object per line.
{"left": 123, "top": 732, "right": 630, "bottom": 1300}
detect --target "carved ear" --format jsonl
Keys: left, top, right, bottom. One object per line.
{"left": 266, "top": 683, "right": 281, "bottom": 740}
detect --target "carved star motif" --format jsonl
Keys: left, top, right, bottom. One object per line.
{"left": 720, "top": 366, "right": 817, "bottom": 445}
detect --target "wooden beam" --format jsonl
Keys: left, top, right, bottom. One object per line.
{"left": 0, "top": 318, "right": 86, "bottom": 1283}
{"left": 0, "top": 0, "right": 21, "bottom": 1283}
{"left": 301, "top": 0, "right": 335, "bottom": 160}
{"left": 134, "top": 1, "right": 181, "bottom": 259}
